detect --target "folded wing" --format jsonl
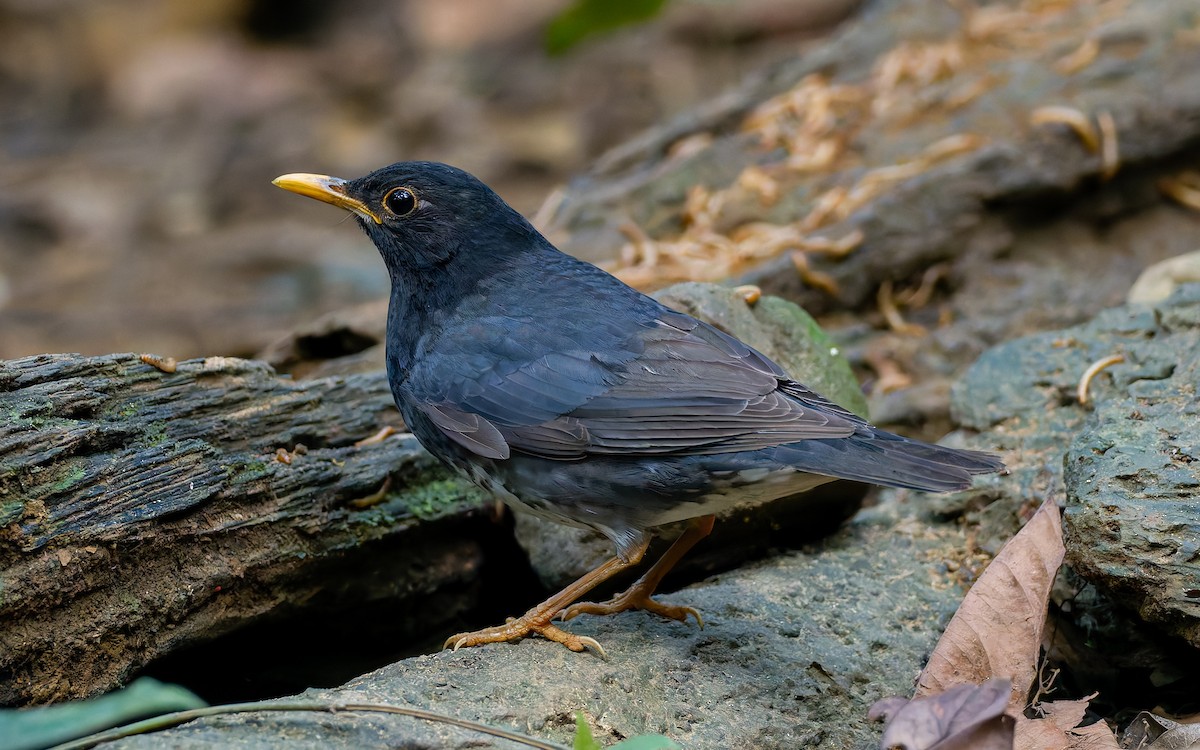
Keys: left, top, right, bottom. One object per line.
{"left": 410, "top": 310, "right": 860, "bottom": 461}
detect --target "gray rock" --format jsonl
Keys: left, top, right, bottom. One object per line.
{"left": 1063, "top": 296, "right": 1200, "bottom": 646}
{"left": 548, "top": 0, "right": 1200, "bottom": 318}
{"left": 106, "top": 503, "right": 968, "bottom": 750}
{"left": 952, "top": 284, "right": 1200, "bottom": 646}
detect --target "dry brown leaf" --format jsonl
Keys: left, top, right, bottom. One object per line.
{"left": 916, "top": 500, "right": 1065, "bottom": 709}
{"left": 1036, "top": 697, "right": 1092, "bottom": 733}
{"left": 871, "top": 678, "right": 1014, "bottom": 750}
{"left": 1122, "top": 712, "right": 1200, "bottom": 749}
{"left": 1013, "top": 695, "right": 1119, "bottom": 750}
{"left": 1066, "top": 721, "right": 1121, "bottom": 750}
{"left": 1032, "top": 726, "right": 1086, "bottom": 750}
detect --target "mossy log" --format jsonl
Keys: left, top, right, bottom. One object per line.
{"left": 0, "top": 353, "right": 488, "bottom": 705}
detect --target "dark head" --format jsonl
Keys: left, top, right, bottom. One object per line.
{"left": 273, "top": 161, "right": 542, "bottom": 287}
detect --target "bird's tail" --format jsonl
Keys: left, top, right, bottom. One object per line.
{"left": 772, "top": 428, "right": 1005, "bottom": 493}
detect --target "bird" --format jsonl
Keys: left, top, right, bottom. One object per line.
{"left": 273, "top": 162, "right": 1004, "bottom": 656}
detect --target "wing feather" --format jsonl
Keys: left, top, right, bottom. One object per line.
{"left": 408, "top": 312, "right": 860, "bottom": 461}
{"left": 419, "top": 402, "right": 511, "bottom": 459}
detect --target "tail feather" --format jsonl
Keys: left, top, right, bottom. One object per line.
{"left": 772, "top": 428, "right": 1004, "bottom": 493}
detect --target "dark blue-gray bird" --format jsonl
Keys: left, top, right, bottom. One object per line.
{"left": 273, "top": 162, "right": 1004, "bottom": 656}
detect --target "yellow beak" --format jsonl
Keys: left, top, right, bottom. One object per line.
{"left": 272, "top": 173, "right": 382, "bottom": 224}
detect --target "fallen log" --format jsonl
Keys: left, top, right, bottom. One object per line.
{"left": 0, "top": 353, "right": 489, "bottom": 705}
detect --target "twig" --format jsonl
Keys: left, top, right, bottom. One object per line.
{"left": 1028, "top": 659, "right": 1061, "bottom": 708}
{"left": 1077, "top": 354, "right": 1125, "bottom": 406}
{"left": 1054, "top": 38, "right": 1099, "bottom": 74}
{"left": 895, "top": 263, "right": 949, "bottom": 308}
{"left": 1159, "top": 172, "right": 1200, "bottom": 211}
{"left": 1030, "top": 106, "right": 1100, "bottom": 152}
{"left": 50, "top": 701, "right": 568, "bottom": 750}
{"left": 877, "top": 280, "right": 927, "bottom": 336}
{"left": 1097, "top": 110, "right": 1119, "bottom": 180}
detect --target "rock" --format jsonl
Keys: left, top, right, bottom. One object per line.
{"left": 952, "top": 284, "right": 1200, "bottom": 647}
{"left": 515, "top": 282, "right": 871, "bottom": 590}
{"left": 1063, "top": 295, "right": 1200, "bottom": 647}
{"left": 103, "top": 502, "right": 972, "bottom": 750}
{"left": 547, "top": 0, "right": 1200, "bottom": 319}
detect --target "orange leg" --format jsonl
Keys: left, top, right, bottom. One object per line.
{"left": 561, "top": 514, "right": 715, "bottom": 627}
{"left": 443, "top": 536, "right": 651, "bottom": 658}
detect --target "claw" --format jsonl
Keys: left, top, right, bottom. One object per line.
{"left": 571, "top": 635, "right": 608, "bottom": 659}
{"left": 441, "top": 618, "right": 608, "bottom": 657}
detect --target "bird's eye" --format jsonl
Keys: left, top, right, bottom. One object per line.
{"left": 383, "top": 187, "right": 417, "bottom": 217}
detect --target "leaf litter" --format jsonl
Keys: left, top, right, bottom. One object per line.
{"left": 870, "top": 500, "right": 1130, "bottom": 750}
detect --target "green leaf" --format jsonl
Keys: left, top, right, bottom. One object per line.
{"left": 0, "top": 678, "right": 206, "bottom": 750}
{"left": 573, "top": 711, "right": 603, "bottom": 750}
{"left": 572, "top": 712, "right": 680, "bottom": 750}
{"left": 544, "top": 0, "right": 670, "bottom": 55}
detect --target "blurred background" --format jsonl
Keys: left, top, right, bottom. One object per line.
{"left": 0, "top": 0, "right": 857, "bottom": 360}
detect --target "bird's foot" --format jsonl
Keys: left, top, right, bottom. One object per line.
{"left": 560, "top": 585, "right": 703, "bottom": 628}
{"left": 442, "top": 544, "right": 653, "bottom": 659}
{"left": 443, "top": 615, "right": 607, "bottom": 658}
{"left": 561, "top": 516, "right": 715, "bottom": 628}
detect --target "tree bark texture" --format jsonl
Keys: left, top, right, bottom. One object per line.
{"left": 0, "top": 353, "right": 487, "bottom": 705}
